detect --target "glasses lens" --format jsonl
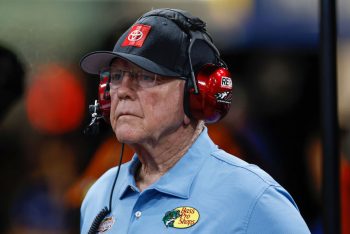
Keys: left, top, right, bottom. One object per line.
{"left": 135, "top": 71, "right": 157, "bottom": 88}
{"left": 107, "top": 68, "right": 158, "bottom": 89}
{"left": 110, "top": 69, "right": 123, "bottom": 88}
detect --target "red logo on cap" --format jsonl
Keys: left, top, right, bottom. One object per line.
{"left": 121, "top": 24, "right": 151, "bottom": 47}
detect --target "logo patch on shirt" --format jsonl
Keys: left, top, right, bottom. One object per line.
{"left": 162, "top": 207, "right": 200, "bottom": 229}
{"left": 121, "top": 24, "right": 151, "bottom": 47}
{"left": 97, "top": 216, "right": 115, "bottom": 233}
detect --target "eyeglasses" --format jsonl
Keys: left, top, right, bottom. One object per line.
{"left": 105, "top": 68, "right": 159, "bottom": 89}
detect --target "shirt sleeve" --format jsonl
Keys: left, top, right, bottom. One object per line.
{"left": 246, "top": 185, "right": 311, "bottom": 234}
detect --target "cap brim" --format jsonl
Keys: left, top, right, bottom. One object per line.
{"left": 80, "top": 51, "right": 182, "bottom": 77}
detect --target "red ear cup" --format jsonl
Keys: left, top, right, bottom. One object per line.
{"left": 98, "top": 70, "right": 111, "bottom": 123}
{"left": 189, "top": 64, "right": 233, "bottom": 123}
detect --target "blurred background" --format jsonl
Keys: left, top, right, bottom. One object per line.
{"left": 0, "top": 0, "right": 349, "bottom": 233}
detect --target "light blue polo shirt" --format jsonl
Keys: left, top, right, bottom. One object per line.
{"left": 81, "top": 128, "right": 310, "bottom": 233}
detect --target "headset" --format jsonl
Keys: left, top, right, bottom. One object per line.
{"left": 85, "top": 9, "right": 233, "bottom": 134}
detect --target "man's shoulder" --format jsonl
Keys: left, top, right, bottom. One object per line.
{"left": 207, "top": 149, "right": 279, "bottom": 187}
{"left": 88, "top": 166, "right": 120, "bottom": 192}
{"left": 191, "top": 148, "right": 310, "bottom": 233}
{"left": 81, "top": 161, "right": 131, "bottom": 212}
{"left": 80, "top": 160, "right": 134, "bottom": 232}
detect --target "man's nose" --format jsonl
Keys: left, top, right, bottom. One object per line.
{"left": 120, "top": 73, "right": 135, "bottom": 87}
{"left": 116, "top": 73, "right": 136, "bottom": 99}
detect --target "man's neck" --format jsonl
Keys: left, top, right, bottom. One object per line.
{"left": 132, "top": 121, "right": 204, "bottom": 191}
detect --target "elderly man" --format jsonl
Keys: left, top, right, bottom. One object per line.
{"left": 80, "top": 8, "right": 310, "bottom": 234}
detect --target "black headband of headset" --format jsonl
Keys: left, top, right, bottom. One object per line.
{"left": 140, "top": 8, "right": 220, "bottom": 56}
{"left": 140, "top": 8, "right": 206, "bottom": 33}
{"left": 139, "top": 8, "right": 224, "bottom": 94}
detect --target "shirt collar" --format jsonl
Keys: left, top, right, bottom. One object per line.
{"left": 118, "top": 127, "right": 218, "bottom": 199}
{"left": 118, "top": 155, "right": 140, "bottom": 199}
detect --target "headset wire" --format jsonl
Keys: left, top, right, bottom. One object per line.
{"left": 87, "top": 143, "right": 125, "bottom": 234}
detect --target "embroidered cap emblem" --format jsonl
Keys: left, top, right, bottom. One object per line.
{"left": 162, "top": 207, "right": 200, "bottom": 229}
{"left": 128, "top": 30, "right": 143, "bottom": 42}
{"left": 97, "top": 216, "right": 115, "bottom": 233}
{"left": 121, "top": 24, "right": 151, "bottom": 47}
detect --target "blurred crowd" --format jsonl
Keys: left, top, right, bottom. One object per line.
{"left": 1, "top": 1, "right": 350, "bottom": 234}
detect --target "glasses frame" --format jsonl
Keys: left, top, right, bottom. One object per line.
{"left": 98, "top": 67, "right": 157, "bottom": 89}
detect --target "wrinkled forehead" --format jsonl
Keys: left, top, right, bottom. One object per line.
{"left": 110, "top": 58, "right": 144, "bottom": 71}
{"left": 109, "top": 58, "right": 186, "bottom": 82}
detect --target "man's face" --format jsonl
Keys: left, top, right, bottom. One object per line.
{"left": 109, "top": 59, "right": 188, "bottom": 145}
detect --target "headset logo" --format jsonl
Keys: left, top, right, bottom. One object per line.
{"left": 221, "top": 76, "right": 232, "bottom": 89}
{"left": 215, "top": 91, "right": 232, "bottom": 104}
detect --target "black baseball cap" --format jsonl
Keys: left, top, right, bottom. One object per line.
{"left": 80, "top": 8, "right": 217, "bottom": 79}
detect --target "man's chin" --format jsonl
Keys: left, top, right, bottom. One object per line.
{"left": 115, "top": 129, "right": 142, "bottom": 145}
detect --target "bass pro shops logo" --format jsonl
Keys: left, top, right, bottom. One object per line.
{"left": 162, "top": 207, "right": 200, "bottom": 229}
{"left": 214, "top": 91, "right": 232, "bottom": 104}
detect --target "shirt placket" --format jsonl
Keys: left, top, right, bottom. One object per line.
{"left": 126, "top": 189, "right": 159, "bottom": 234}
